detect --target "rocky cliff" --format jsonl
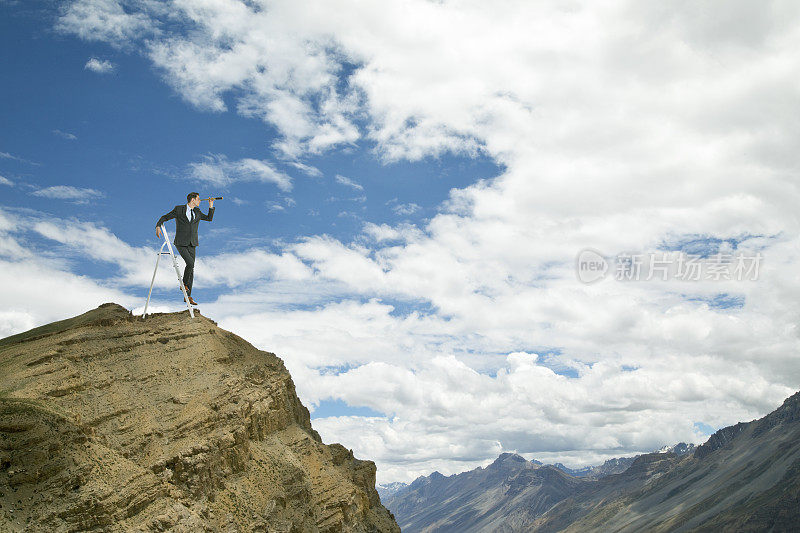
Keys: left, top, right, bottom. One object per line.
{"left": 0, "top": 303, "right": 400, "bottom": 532}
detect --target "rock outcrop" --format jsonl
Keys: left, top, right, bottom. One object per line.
{"left": 0, "top": 303, "right": 400, "bottom": 532}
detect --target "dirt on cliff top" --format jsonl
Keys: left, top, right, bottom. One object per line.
{"left": 0, "top": 303, "right": 399, "bottom": 532}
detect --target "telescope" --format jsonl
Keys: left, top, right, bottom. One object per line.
{"left": 202, "top": 196, "right": 223, "bottom": 202}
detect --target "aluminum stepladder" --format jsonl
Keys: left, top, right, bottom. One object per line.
{"left": 143, "top": 224, "right": 195, "bottom": 318}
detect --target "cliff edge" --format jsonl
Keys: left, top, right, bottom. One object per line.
{"left": 0, "top": 303, "right": 400, "bottom": 532}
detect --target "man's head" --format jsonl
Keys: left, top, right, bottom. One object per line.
{"left": 187, "top": 192, "right": 200, "bottom": 208}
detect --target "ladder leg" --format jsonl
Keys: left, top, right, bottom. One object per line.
{"left": 162, "top": 229, "right": 194, "bottom": 319}
{"left": 142, "top": 243, "right": 166, "bottom": 318}
{"left": 170, "top": 252, "right": 194, "bottom": 318}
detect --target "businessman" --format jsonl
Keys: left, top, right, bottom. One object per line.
{"left": 155, "top": 192, "right": 215, "bottom": 305}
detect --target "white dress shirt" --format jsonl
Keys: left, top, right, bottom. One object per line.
{"left": 186, "top": 204, "right": 193, "bottom": 222}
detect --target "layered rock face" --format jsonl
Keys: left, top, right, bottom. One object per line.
{"left": 0, "top": 303, "right": 400, "bottom": 532}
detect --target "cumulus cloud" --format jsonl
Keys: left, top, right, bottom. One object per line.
{"left": 0, "top": 209, "right": 29, "bottom": 259}
{"left": 58, "top": 0, "right": 364, "bottom": 158}
{"left": 56, "top": 0, "right": 157, "bottom": 46}
{"left": 84, "top": 57, "right": 115, "bottom": 73}
{"left": 0, "top": 209, "right": 139, "bottom": 334}
{"left": 0, "top": 259, "right": 138, "bottom": 331}
{"left": 187, "top": 153, "right": 292, "bottom": 191}
{"left": 362, "top": 222, "right": 422, "bottom": 243}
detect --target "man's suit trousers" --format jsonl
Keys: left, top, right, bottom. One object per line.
{"left": 176, "top": 244, "right": 196, "bottom": 296}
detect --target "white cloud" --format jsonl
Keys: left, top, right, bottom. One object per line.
{"left": 0, "top": 210, "right": 30, "bottom": 259}
{"left": 0, "top": 151, "right": 38, "bottom": 165}
{"left": 201, "top": 250, "right": 313, "bottom": 288}
{"left": 391, "top": 202, "right": 420, "bottom": 216}
{"left": 52, "top": 129, "right": 78, "bottom": 140}
{"left": 56, "top": 0, "right": 157, "bottom": 46}
{"left": 0, "top": 310, "right": 36, "bottom": 339}
{"left": 188, "top": 153, "right": 292, "bottom": 191}
{"left": 0, "top": 258, "right": 139, "bottom": 336}
{"left": 212, "top": 284, "right": 797, "bottom": 485}
{"left": 0, "top": 209, "right": 139, "bottom": 334}
{"left": 0, "top": 175, "right": 12, "bottom": 187}
{"left": 31, "top": 185, "right": 104, "bottom": 203}
{"left": 362, "top": 222, "right": 422, "bottom": 243}
{"left": 84, "top": 57, "right": 115, "bottom": 73}
{"left": 335, "top": 174, "right": 363, "bottom": 191}
{"left": 59, "top": 0, "right": 362, "bottom": 158}
{"left": 289, "top": 161, "right": 323, "bottom": 178}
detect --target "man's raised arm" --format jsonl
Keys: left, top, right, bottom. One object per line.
{"left": 200, "top": 198, "right": 214, "bottom": 222}
{"left": 200, "top": 205, "right": 214, "bottom": 221}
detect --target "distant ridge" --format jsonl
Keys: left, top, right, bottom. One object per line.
{"left": 532, "top": 391, "right": 800, "bottom": 531}
{"left": 385, "top": 392, "right": 800, "bottom": 532}
{"left": 384, "top": 452, "right": 581, "bottom": 531}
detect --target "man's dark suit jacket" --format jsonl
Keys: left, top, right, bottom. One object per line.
{"left": 156, "top": 204, "right": 214, "bottom": 246}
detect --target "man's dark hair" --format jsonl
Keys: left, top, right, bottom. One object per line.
{"left": 187, "top": 192, "right": 200, "bottom": 203}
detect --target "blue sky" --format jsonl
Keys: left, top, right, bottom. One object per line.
{"left": 0, "top": 3, "right": 499, "bottom": 260}
{"left": 2, "top": 0, "right": 800, "bottom": 485}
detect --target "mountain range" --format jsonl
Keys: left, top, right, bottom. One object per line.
{"left": 383, "top": 393, "right": 800, "bottom": 531}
